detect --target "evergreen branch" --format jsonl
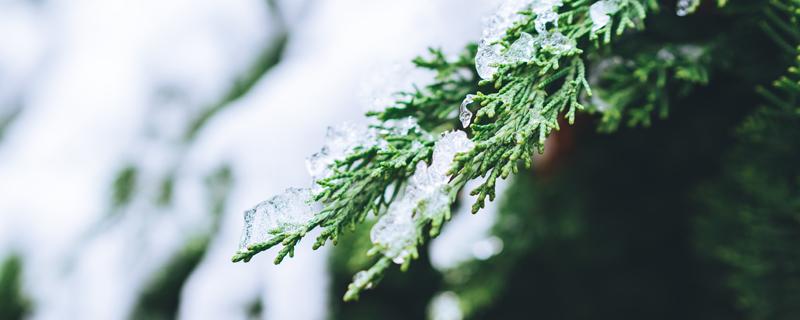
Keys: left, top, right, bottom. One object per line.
{"left": 232, "top": 0, "right": 659, "bottom": 301}
{"left": 342, "top": 0, "right": 657, "bottom": 301}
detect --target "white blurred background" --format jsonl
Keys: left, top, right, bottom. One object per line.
{"left": 0, "top": 0, "right": 502, "bottom": 319}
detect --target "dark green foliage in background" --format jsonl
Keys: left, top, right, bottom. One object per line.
{"left": 0, "top": 255, "right": 31, "bottom": 320}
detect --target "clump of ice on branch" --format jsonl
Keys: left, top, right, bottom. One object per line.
{"left": 475, "top": 0, "right": 574, "bottom": 80}
{"left": 475, "top": 0, "right": 532, "bottom": 79}
{"left": 240, "top": 118, "right": 428, "bottom": 254}
{"left": 306, "top": 117, "right": 426, "bottom": 181}
{"left": 238, "top": 187, "right": 318, "bottom": 252}
{"left": 370, "top": 131, "right": 474, "bottom": 264}
{"left": 505, "top": 32, "right": 537, "bottom": 64}
{"left": 305, "top": 123, "right": 376, "bottom": 181}
{"left": 459, "top": 94, "right": 476, "bottom": 128}
{"left": 589, "top": 0, "right": 622, "bottom": 32}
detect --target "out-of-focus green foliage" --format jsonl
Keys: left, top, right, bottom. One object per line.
{"left": 0, "top": 255, "right": 31, "bottom": 320}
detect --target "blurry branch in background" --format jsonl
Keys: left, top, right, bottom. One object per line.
{"left": 695, "top": 1, "right": 800, "bottom": 318}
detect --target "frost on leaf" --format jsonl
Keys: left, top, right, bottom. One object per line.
{"left": 370, "top": 131, "right": 474, "bottom": 264}
{"left": 238, "top": 187, "right": 318, "bottom": 253}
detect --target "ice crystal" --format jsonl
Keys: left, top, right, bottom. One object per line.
{"left": 475, "top": 41, "right": 504, "bottom": 80}
{"left": 589, "top": 0, "right": 621, "bottom": 32}
{"left": 534, "top": 10, "right": 559, "bottom": 33}
{"left": 505, "top": 32, "right": 537, "bottom": 64}
{"left": 370, "top": 131, "right": 475, "bottom": 264}
{"left": 475, "top": 0, "right": 534, "bottom": 80}
{"left": 539, "top": 32, "right": 574, "bottom": 55}
{"left": 238, "top": 187, "right": 318, "bottom": 252}
{"left": 370, "top": 200, "right": 418, "bottom": 264}
{"left": 305, "top": 123, "right": 375, "bottom": 181}
{"left": 475, "top": 0, "right": 573, "bottom": 79}
{"left": 459, "top": 94, "right": 476, "bottom": 128}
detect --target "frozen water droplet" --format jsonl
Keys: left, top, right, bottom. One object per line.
{"left": 370, "top": 131, "right": 475, "bottom": 263}
{"left": 459, "top": 94, "right": 476, "bottom": 128}
{"left": 531, "top": 0, "right": 562, "bottom": 14}
{"left": 505, "top": 32, "right": 536, "bottom": 64}
{"left": 305, "top": 147, "right": 330, "bottom": 178}
{"left": 475, "top": 42, "right": 504, "bottom": 80}
{"left": 535, "top": 10, "right": 559, "bottom": 33}
{"left": 306, "top": 123, "right": 377, "bottom": 181}
{"left": 589, "top": 1, "right": 622, "bottom": 32}
{"left": 430, "top": 131, "right": 474, "bottom": 177}
{"left": 370, "top": 200, "right": 417, "bottom": 263}
{"left": 237, "top": 187, "right": 318, "bottom": 252}
{"left": 539, "top": 32, "right": 574, "bottom": 55}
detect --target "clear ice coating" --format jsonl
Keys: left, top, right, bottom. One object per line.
{"left": 539, "top": 32, "right": 574, "bottom": 55}
{"left": 305, "top": 123, "right": 376, "bottom": 181}
{"left": 475, "top": 0, "right": 534, "bottom": 80}
{"left": 475, "top": 0, "right": 574, "bottom": 80}
{"left": 370, "top": 131, "right": 475, "bottom": 264}
{"left": 534, "top": 10, "right": 559, "bottom": 33}
{"left": 589, "top": 0, "right": 621, "bottom": 32}
{"left": 238, "top": 187, "right": 318, "bottom": 252}
{"left": 475, "top": 42, "right": 504, "bottom": 80}
{"left": 459, "top": 94, "right": 476, "bottom": 128}
{"left": 505, "top": 32, "right": 536, "bottom": 64}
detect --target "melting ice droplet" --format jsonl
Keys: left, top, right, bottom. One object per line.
{"left": 506, "top": 32, "right": 536, "bottom": 64}
{"left": 475, "top": 42, "right": 504, "bottom": 80}
{"left": 238, "top": 187, "right": 318, "bottom": 252}
{"left": 459, "top": 94, "right": 476, "bottom": 128}
{"left": 589, "top": 0, "right": 621, "bottom": 32}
